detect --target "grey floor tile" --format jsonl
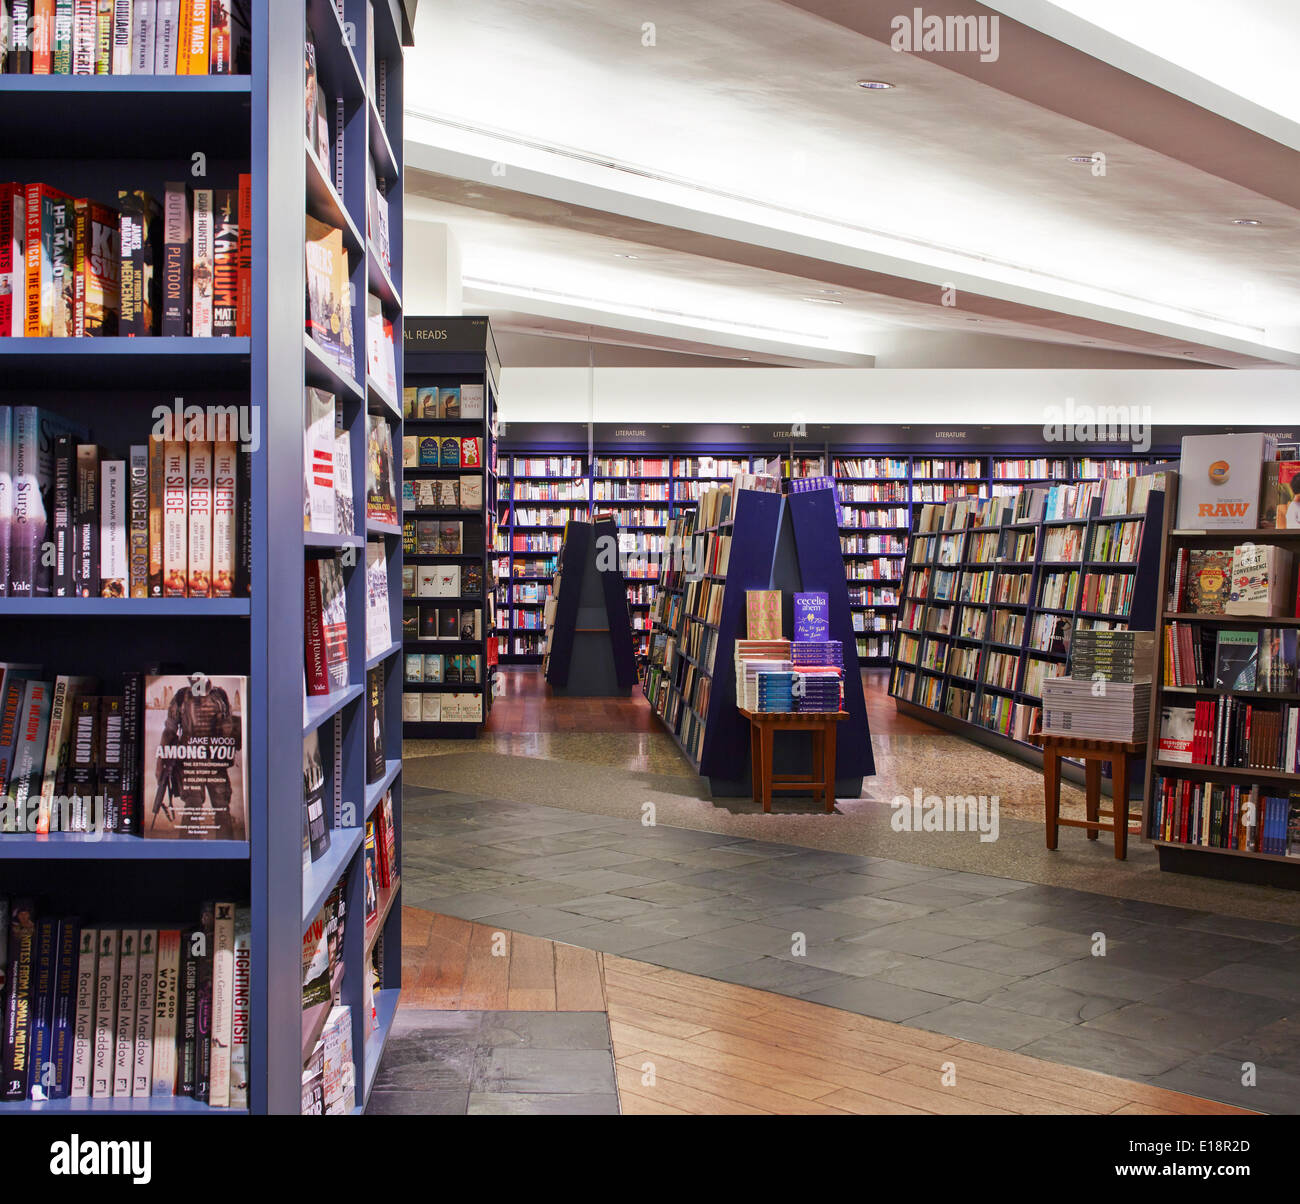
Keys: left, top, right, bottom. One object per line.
{"left": 909, "top": 1000, "right": 1070, "bottom": 1050}
{"left": 804, "top": 871, "right": 897, "bottom": 894}
{"left": 476, "top": 1012, "right": 611, "bottom": 1051}
{"left": 553, "top": 893, "right": 663, "bottom": 921}
{"left": 1032, "top": 959, "right": 1184, "bottom": 1002}
{"left": 924, "top": 871, "right": 1033, "bottom": 897}
{"left": 1215, "top": 1015, "right": 1300, "bottom": 1078}
{"left": 722, "top": 877, "right": 850, "bottom": 907}
{"left": 1140, "top": 981, "right": 1294, "bottom": 1029}
{"left": 548, "top": 868, "right": 666, "bottom": 893}
{"left": 602, "top": 857, "right": 710, "bottom": 881}
{"left": 472, "top": 1048, "right": 617, "bottom": 1095}
{"left": 611, "top": 881, "right": 728, "bottom": 906}
{"left": 365, "top": 1089, "right": 469, "bottom": 1115}
{"left": 711, "top": 840, "right": 807, "bottom": 860}
{"left": 845, "top": 922, "right": 974, "bottom": 956}
{"left": 477, "top": 907, "right": 604, "bottom": 938}
{"left": 467, "top": 1092, "right": 621, "bottom": 1115}
{"left": 1193, "top": 961, "right": 1300, "bottom": 1004}
{"left": 1018, "top": 1026, "right": 1192, "bottom": 1080}
{"left": 693, "top": 922, "right": 803, "bottom": 957}
{"left": 629, "top": 936, "right": 765, "bottom": 976}
{"left": 1080, "top": 897, "right": 1211, "bottom": 928}
{"left": 1144, "top": 1053, "right": 1300, "bottom": 1114}
{"left": 546, "top": 922, "right": 666, "bottom": 956}
{"left": 798, "top": 976, "right": 953, "bottom": 1022}
{"left": 912, "top": 911, "right": 1031, "bottom": 940}
{"left": 872, "top": 882, "right": 987, "bottom": 909}
{"left": 782, "top": 942, "right": 916, "bottom": 978}
{"left": 874, "top": 957, "right": 1020, "bottom": 1002}
{"left": 929, "top": 939, "right": 1080, "bottom": 977}
{"left": 762, "top": 907, "right": 876, "bottom": 941}
{"left": 978, "top": 977, "right": 1129, "bottom": 1025}
{"left": 708, "top": 957, "right": 853, "bottom": 997}
{"left": 621, "top": 906, "right": 745, "bottom": 939}
{"left": 1083, "top": 1001, "right": 1277, "bottom": 1055}
{"left": 840, "top": 859, "right": 947, "bottom": 882}
{"left": 493, "top": 881, "right": 596, "bottom": 907}
{"left": 663, "top": 847, "right": 779, "bottom": 871}
{"left": 821, "top": 896, "right": 939, "bottom": 925}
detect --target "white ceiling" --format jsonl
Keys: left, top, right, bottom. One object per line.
{"left": 403, "top": 0, "right": 1300, "bottom": 368}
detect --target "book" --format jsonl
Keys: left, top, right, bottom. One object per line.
{"left": 211, "top": 440, "right": 237, "bottom": 597}
{"left": 131, "top": 0, "right": 157, "bottom": 73}
{"left": 0, "top": 184, "right": 25, "bottom": 337}
{"left": 24, "top": 183, "right": 73, "bottom": 337}
{"left": 150, "top": 929, "right": 181, "bottom": 1096}
{"left": 302, "top": 730, "right": 330, "bottom": 865}
{"left": 35, "top": 673, "right": 96, "bottom": 834}
{"left": 178, "top": 0, "right": 208, "bottom": 73}
{"left": 304, "top": 555, "right": 347, "bottom": 695}
{"left": 154, "top": 0, "right": 181, "bottom": 71}
{"left": 142, "top": 674, "right": 247, "bottom": 840}
{"left": 89, "top": 927, "right": 117, "bottom": 1097}
{"left": 190, "top": 187, "right": 213, "bottom": 335}
{"left": 793, "top": 593, "right": 829, "bottom": 641}
{"left": 25, "top": 918, "right": 56, "bottom": 1100}
{"left": 160, "top": 181, "right": 190, "bottom": 335}
{"left": 112, "top": 928, "right": 139, "bottom": 1097}
{"left": 334, "top": 403, "right": 356, "bottom": 536}
{"left": 1260, "top": 461, "right": 1300, "bottom": 530}
{"left": 130, "top": 930, "right": 157, "bottom": 1097}
{"left": 48, "top": 918, "right": 79, "bottom": 1098}
{"left": 119, "top": 189, "right": 162, "bottom": 334}
{"left": 366, "top": 413, "right": 398, "bottom": 524}
{"left": 1177, "top": 432, "right": 1272, "bottom": 529}
{"left": 1158, "top": 706, "right": 1196, "bottom": 764}
{"left": 366, "top": 665, "right": 385, "bottom": 784}
{"left": 303, "top": 387, "right": 336, "bottom": 533}
{"left": 1186, "top": 549, "right": 1233, "bottom": 614}
{"left": 74, "top": 442, "right": 99, "bottom": 597}
{"left": 210, "top": 188, "right": 239, "bottom": 336}
{"left": 162, "top": 438, "right": 187, "bottom": 596}
{"left": 2, "top": 900, "right": 37, "bottom": 1099}
{"left": 228, "top": 907, "right": 250, "bottom": 1107}
{"left": 186, "top": 433, "right": 212, "bottom": 596}
{"left": 128, "top": 444, "right": 149, "bottom": 596}
{"left": 69, "top": 926, "right": 97, "bottom": 1099}
{"left": 1226, "top": 542, "right": 1293, "bottom": 617}
{"left": 72, "top": 198, "right": 120, "bottom": 335}
{"left": 366, "top": 539, "right": 392, "bottom": 658}
{"left": 746, "top": 590, "right": 782, "bottom": 640}
{"left": 207, "top": 901, "right": 234, "bottom": 1107}
{"left": 99, "top": 458, "right": 128, "bottom": 596}
{"left": 6, "top": 679, "right": 53, "bottom": 817}
{"left": 193, "top": 902, "right": 213, "bottom": 1101}
{"left": 305, "top": 215, "right": 352, "bottom": 373}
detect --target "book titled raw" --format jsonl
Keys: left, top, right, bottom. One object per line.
{"left": 142, "top": 675, "right": 247, "bottom": 840}
{"left": 1177, "top": 432, "right": 1272, "bottom": 529}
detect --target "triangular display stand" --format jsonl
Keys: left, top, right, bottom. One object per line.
{"left": 543, "top": 517, "right": 637, "bottom": 694}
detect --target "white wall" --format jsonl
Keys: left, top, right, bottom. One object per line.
{"left": 498, "top": 366, "right": 1300, "bottom": 428}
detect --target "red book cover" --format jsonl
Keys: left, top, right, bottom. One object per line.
{"left": 303, "top": 560, "right": 330, "bottom": 696}
{"left": 25, "top": 183, "right": 74, "bottom": 337}
{"left": 0, "top": 183, "right": 23, "bottom": 337}
{"left": 235, "top": 174, "right": 251, "bottom": 337}
{"left": 32, "top": 0, "right": 55, "bottom": 73}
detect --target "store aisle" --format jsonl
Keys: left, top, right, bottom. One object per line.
{"left": 391, "top": 786, "right": 1300, "bottom": 1113}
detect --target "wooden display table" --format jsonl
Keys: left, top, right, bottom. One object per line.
{"left": 740, "top": 709, "right": 848, "bottom": 814}
{"left": 1029, "top": 730, "right": 1145, "bottom": 860}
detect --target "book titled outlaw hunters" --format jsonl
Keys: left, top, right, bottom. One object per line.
{"left": 142, "top": 674, "right": 248, "bottom": 840}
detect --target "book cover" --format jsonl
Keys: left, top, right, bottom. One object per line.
{"left": 302, "top": 730, "right": 330, "bottom": 863}
{"left": 131, "top": 0, "right": 156, "bottom": 73}
{"left": 1158, "top": 706, "right": 1195, "bottom": 763}
{"left": 303, "top": 386, "right": 335, "bottom": 533}
{"left": 460, "top": 437, "right": 481, "bottom": 469}
{"left": 72, "top": 199, "right": 120, "bottom": 336}
{"left": 49, "top": 917, "right": 80, "bottom": 1099}
{"left": 177, "top": 929, "right": 198, "bottom": 1096}
{"left": 160, "top": 181, "right": 190, "bottom": 335}
{"left": 148, "top": 435, "right": 164, "bottom": 595}
{"left": 69, "top": 926, "right": 96, "bottom": 1099}
{"left": 150, "top": 928, "right": 181, "bottom": 1096}
{"left": 162, "top": 438, "right": 187, "bottom": 596}
{"left": 25, "top": 918, "right": 56, "bottom": 1100}
{"left": 366, "top": 665, "right": 385, "bottom": 784}
{"left": 333, "top": 406, "right": 356, "bottom": 536}
{"left": 1214, "top": 630, "right": 1259, "bottom": 691}
{"left": 97, "top": 696, "right": 124, "bottom": 832}
{"left": 178, "top": 0, "right": 208, "bottom": 73}
{"left": 119, "top": 189, "right": 162, "bottom": 334}
{"left": 119, "top": 672, "right": 142, "bottom": 836}
{"left": 23, "top": 184, "right": 72, "bottom": 336}
{"left": 305, "top": 215, "right": 352, "bottom": 373}
{"left": 111, "top": 928, "right": 139, "bottom": 1096}
{"left": 130, "top": 930, "right": 157, "bottom": 1098}
{"left": 109, "top": 0, "right": 130, "bottom": 73}
{"left": 211, "top": 440, "right": 237, "bottom": 597}
{"left": 65, "top": 696, "right": 100, "bottom": 834}
{"left": 229, "top": 907, "right": 250, "bottom": 1108}
{"left": 366, "top": 540, "right": 392, "bottom": 659}
{"left": 142, "top": 674, "right": 247, "bottom": 840}
{"left": 207, "top": 901, "right": 234, "bottom": 1107}
{"left": 0, "top": 184, "right": 25, "bottom": 337}
{"left": 73, "top": 442, "right": 99, "bottom": 597}
{"left": 10, "top": 408, "right": 84, "bottom": 597}
{"left": 71, "top": 0, "right": 94, "bottom": 73}
{"left": 50, "top": 433, "right": 73, "bottom": 597}
{"left": 1177, "top": 433, "right": 1269, "bottom": 529}
{"left": 153, "top": 0, "right": 180, "bottom": 72}
{"left": 35, "top": 674, "right": 96, "bottom": 835}
{"left": 190, "top": 187, "right": 213, "bottom": 336}
{"left": 460, "top": 383, "right": 485, "bottom": 420}
{"left": 186, "top": 436, "right": 212, "bottom": 597}
{"left": 100, "top": 458, "right": 128, "bottom": 597}
{"left": 1260, "top": 461, "right": 1300, "bottom": 531}
{"left": 236, "top": 173, "right": 251, "bottom": 334}
{"left": 208, "top": 0, "right": 232, "bottom": 72}
{"left": 210, "top": 189, "right": 239, "bottom": 336}
{"left": 128, "top": 444, "right": 149, "bottom": 597}
{"left": 90, "top": 927, "right": 117, "bottom": 1098}
{"left": 6, "top": 679, "right": 53, "bottom": 819}
{"left": 193, "top": 903, "right": 213, "bottom": 1101}
{"left": 2, "top": 901, "right": 37, "bottom": 1100}
{"left": 7, "top": 2, "right": 33, "bottom": 73}
{"left": 746, "top": 590, "right": 782, "bottom": 641}
{"left": 1187, "top": 549, "right": 1233, "bottom": 614}
{"left": 794, "top": 592, "right": 830, "bottom": 641}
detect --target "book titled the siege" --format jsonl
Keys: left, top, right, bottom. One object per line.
{"left": 142, "top": 675, "right": 248, "bottom": 840}
{"left": 187, "top": 435, "right": 213, "bottom": 597}
{"left": 211, "top": 441, "right": 237, "bottom": 597}
{"left": 162, "top": 438, "right": 187, "bottom": 596}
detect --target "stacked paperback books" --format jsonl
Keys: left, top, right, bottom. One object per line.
{"left": 1042, "top": 627, "right": 1153, "bottom": 739}
{"left": 755, "top": 671, "right": 797, "bottom": 713}
{"left": 734, "top": 639, "right": 791, "bottom": 711}
{"left": 1070, "top": 629, "right": 1155, "bottom": 684}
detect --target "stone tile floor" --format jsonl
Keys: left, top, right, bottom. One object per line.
{"left": 366, "top": 1009, "right": 620, "bottom": 1115}
{"left": 400, "top": 786, "right": 1300, "bottom": 1114}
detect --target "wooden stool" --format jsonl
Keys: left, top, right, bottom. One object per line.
{"left": 1029, "top": 731, "right": 1145, "bottom": 860}
{"left": 740, "top": 709, "right": 848, "bottom": 814}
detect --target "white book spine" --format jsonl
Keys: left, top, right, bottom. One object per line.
{"left": 112, "top": 929, "right": 140, "bottom": 1096}
{"left": 111, "top": 0, "right": 132, "bottom": 72}
{"left": 191, "top": 189, "right": 213, "bottom": 336}
{"left": 90, "top": 928, "right": 118, "bottom": 1098}
{"left": 211, "top": 440, "right": 237, "bottom": 597}
{"left": 153, "top": 0, "right": 178, "bottom": 72}
{"left": 207, "top": 902, "right": 235, "bottom": 1107}
{"left": 131, "top": 930, "right": 157, "bottom": 1096}
{"left": 150, "top": 930, "right": 181, "bottom": 1096}
{"left": 100, "top": 459, "right": 128, "bottom": 595}
{"left": 72, "top": 0, "right": 96, "bottom": 74}
{"left": 69, "top": 927, "right": 98, "bottom": 1099}
{"left": 162, "top": 439, "right": 187, "bottom": 596}
{"left": 131, "top": 0, "right": 156, "bottom": 74}
{"left": 229, "top": 908, "right": 251, "bottom": 1108}
{"left": 186, "top": 438, "right": 212, "bottom": 597}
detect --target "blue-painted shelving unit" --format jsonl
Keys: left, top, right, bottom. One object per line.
{"left": 0, "top": 0, "right": 414, "bottom": 1116}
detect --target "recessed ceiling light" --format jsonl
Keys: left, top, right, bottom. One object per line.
{"left": 966, "top": 318, "right": 982, "bottom": 322}
{"left": 856, "top": 80, "right": 895, "bottom": 90}
{"left": 1066, "top": 154, "right": 1101, "bottom": 165}
{"left": 801, "top": 296, "right": 843, "bottom": 305}
{"left": 615, "top": 252, "right": 640, "bottom": 259}
{"left": 819, "top": 289, "right": 842, "bottom": 295}
{"left": 1230, "top": 218, "right": 1263, "bottom": 227}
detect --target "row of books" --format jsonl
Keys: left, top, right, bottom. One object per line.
{"left": 402, "top": 562, "right": 484, "bottom": 599}
{"left": 0, "top": 668, "right": 247, "bottom": 839}
{"left": 403, "top": 652, "right": 483, "bottom": 685}
{"left": 510, "top": 482, "right": 590, "bottom": 502}
{"left": 1150, "top": 776, "right": 1299, "bottom": 856}
{"left": 0, "top": 0, "right": 247, "bottom": 76}
{"left": 402, "top": 603, "right": 484, "bottom": 642}
{"left": 302, "top": 544, "right": 393, "bottom": 695}
{"left": 403, "top": 519, "right": 482, "bottom": 557}
{"left": 402, "top": 384, "right": 487, "bottom": 421}
{"left": 401, "top": 692, "right": 483, "bottom": 724}
{"left": 404, "top": 475, "right": 484, "bottom": 513}
{"left": 3, "top": 179, "right": 250, "bottom": 339}
{"left": 593, "top": 481, "right": 667, "bottom": 501}
{"left": 1, "top": 900, "right": 247, "bottom": 1105}
{"left": 1168, "top": 544, "right": 1297, "bottom": 617}
{"left": 401, "top": 435, "right": 485, "bottom": 470}
{"left": 300, "top": 882, "right": 352, "bottom": 1113}
{"left": 1159, "top": 700, "right": 1300, "bottom": 773}
{"left": 1164, "top": 624, "right": 1297, "bottom": 691}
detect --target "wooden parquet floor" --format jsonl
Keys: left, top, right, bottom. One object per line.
{"left": 399, "top": 907, "right": 1254, "bottom": 1117}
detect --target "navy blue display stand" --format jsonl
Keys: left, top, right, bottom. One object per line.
{"left": 544, "top": 518, "right": 637, "bottom": 695}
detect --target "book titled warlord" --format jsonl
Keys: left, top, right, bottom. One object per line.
{"left": 142, "top": 674, "right": 247, "bottom": 840}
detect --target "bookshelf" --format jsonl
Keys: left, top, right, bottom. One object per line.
{"left": 1144, "top": 525, "right": 1300, "bottom": 887}
{"left": 400, "top": 316, "right": 500, "bottom": 737}
{"left": 889, "top": 479, "right": 1171, "bottom": 782}
{"left": 0, "top": 0, "right": 411, "bottom": 1115}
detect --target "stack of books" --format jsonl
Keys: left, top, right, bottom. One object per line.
{"left": 755, "top": 671, "right": 797, "bottom": 713}
{"left": 734, "top": 639, "right": 792, "bottom": 711}
{"left": 791, "top": 640, "right": 843, "bottom": 670}
{"left": 1041, "top": 677, "right": 1152, "bottom": 741}
{"left": 1070, "top": 629, "right": 1155, "bottom": 683}
{"left": 795, "top": 669, "right": 844, "bottom": 713}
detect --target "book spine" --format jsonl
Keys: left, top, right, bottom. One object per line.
{"left": 49, "top": 194, "right": 73, "bottom": 337}
{"left": 234, "top": 435, "right": 251, "bottom": 595}
{"left": 25, "top": 919, "right": 56, "bottom": 1099}
{"left": 100, "top": 458, "right": 127, "bottom": 596}
{"left": 131, "top": 931, "right": 156, "bottom": 1097}
{"left": 208, "top": 0, "right": 229, "bottom": 72}
{"left": 70, "top": 0, "right": 94, "bottom": 73}
{"left": 74, "top": 443, "right": 98, "bottom": 597}
{"left": 51, "top": 434, "right": 73, "bottom": 596}
{"left": 131, "top": 0, "right": 155, "bottom": 73}
{"left": 153, "top": 0, "right": 179, "bottom": 71}
{"left": 236, "top": 172, "right": 251, "bottom": 336}
{"left": 31, "top": 0, "right": 53, "bottom": 73}
{"left": 68, "top": 926, "right": 96, "bottom": 1098}
{"left": 193, "top": 906, "right": 213, "bottom": 1100}
{"left": 207, "top": 902, "right": 234, "bottom": 1107}
{"left": 34, "top": 675, "right": 69, "bottom": 834}
{"left": 162, "top": 438, "right": 187, "bottom": 596}
{"left": 66, "top": 696, "right": 98, "bottom": 834}
{"left": 179, "top": 0, "right": 206, "bottom": 74}
{"left": 110, "top": 0, "right": 129, "bottom": 73}
{"left": 111, "top": 929, "right": 138, "bottom": 1096}
{"left": 0, "top": 187, "right": 20, "bottom": 338}
{"left": 128, "top": 444, "right": 148, "bottom": 596}
{"left": 160, "top": 181, "right": 189, "bottom": 335}
{"left": 211, "top": 440, "right": 236, "bottom": 597}
{"left": 229, "top": 908, "right": 250, "bottom": 1108}
{"left": 118, "top": 672, "right": 141, "bottom": 835}
{"left": 72, "top": 198, "right": 87, "bottom": 336}
{"left": 210, "top": 189, "right": 238, "bottom": 337}
{"left": 117, "top": 199, "right": 137, "bottom": 336}
{"left": 55, "top": 1, "right": 75, "bottom": 73}
{"left": 23, "top": 184, "right": 42, "bottom": 337}
{"left": 8, "top": 679, "right": 52, "bottom": 817}
{"left": 150, "top": 929, "right": 180, "bottom": 1096}
{"left": 1, "top": 905, "right": 36, "bottom": 1099}
{"left": 190, "top": 188, "right": 212, "bottom": 336}
{"left": 186, "top": 435, "right": 212, "bottom": 596}
{"left": 148, "top": 434, "right": 164, "bottom": 595}
{"left": 177, "top": 931, "right": 197, "bottom": 1097}
{"left": 90, "top": 927, "right": 117, "bottom": 1098}
{"left": 7, "top": 2, "right": 32, "bottom": 73}
{"left": 98, "top": 695, "right": 123, "bottom": 833}
{"left": 95, "top": 0, "right": 111, "bottom": 73}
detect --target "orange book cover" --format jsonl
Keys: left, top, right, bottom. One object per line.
{"left": 746, "top": 590, "right": 782, "bottom": 640}
{"left": 179, "top": 0, "right": 209, "bottom": 74}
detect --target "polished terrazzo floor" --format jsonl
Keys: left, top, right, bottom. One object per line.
{"left": 396, "top": 784, "right": 1300, "bottom": 1113}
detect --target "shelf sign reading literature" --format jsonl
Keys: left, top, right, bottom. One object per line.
{"left": 794, "top": 592, "right": 829, "bottom": 641}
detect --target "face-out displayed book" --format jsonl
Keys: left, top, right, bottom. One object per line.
{"left": 303, "top": 387, "right": 337, "bottom": 534}
{"left": 302, "top": 730, "right": 330, "bottom": 869}
{"left": 746, "top": 589, "right": 781, "bottom": 640}
{"left": 365, "top": 414, "right": 398, "bottom": 526}
{"left": 305, "top": 215, "right": 354, "bottom": 375}
{"left": 402, "top": 692, "right": 484, "bottom": 725}
{"left": 143, "top": 674, "right": 248, "bottom": 841}
{"left": 404, "top": 653, "right": 482, "bottom": 684}
{"left": 304, "top": 554, "right": 348, "bottom": 696}
{"left": 365, "top": 541, "right": 392, "bottom": 659}
{"left": 1261, "top": 461, "right": 1300, "bottom": 530}
{"left": 407, "top": 435, "right": 482, "bottom": 469}
{"left": 1176, "top": 432, "right": 1276, "bottom": 529}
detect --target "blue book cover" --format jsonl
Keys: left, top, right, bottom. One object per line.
{"left": 793, "top": 593, "right": 829, "bottom": 641}
{"left": 49, "top": 918, "right": 79, "bottom": 1099}
{"left": 26, "top": 918, "right": 57, "bottom": 1099}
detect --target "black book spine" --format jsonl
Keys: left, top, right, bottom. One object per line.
{"left": 74, "top": 445, "right": 99, "bottom": 598}
{"left": 52, "top": 436, "right": 75, "bottom": 597}
{"left": 8, "top": 1, "right": 32, "bottom": 73}
{"left": 160, "top": 182, "right": 189, "bottom": 337}
{"left": 193, "top": 904, "right": 214, "bottom": 1101}
{"left": 97, "top": 697, "right": 124, "bottom": 836}
{"left": 2, "top": 901, "right": 36, "bottom": 1101}
{"left": 235, "top": 442, "right": 252, "bottom": 596}
{"left": 119, "top": 674, "right": 141, "bottom": 837}
{"left": 178, "top": 932, "right": 198, "bottom": 1098}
